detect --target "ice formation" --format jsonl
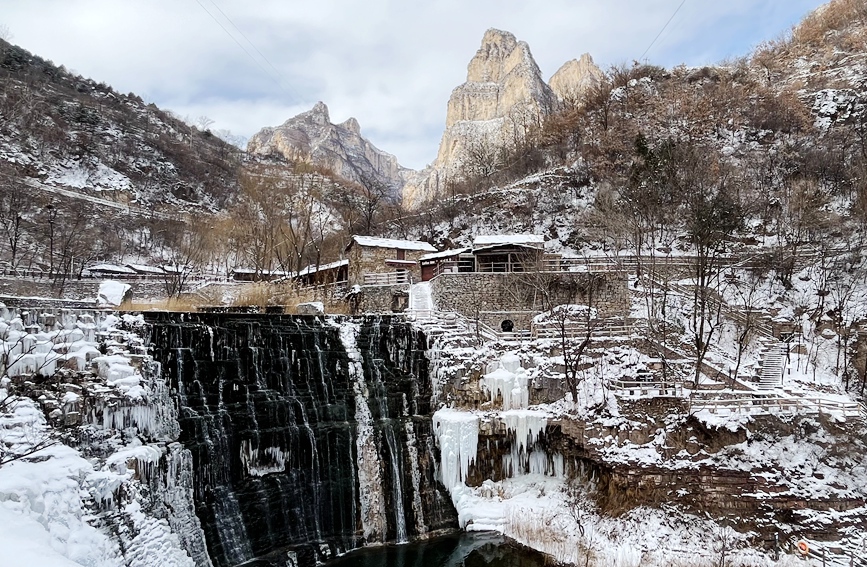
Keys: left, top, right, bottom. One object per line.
{"left": 337, "top": 321, "right": 387, "bottom": 542}
{"left": 239, "top": 440, "right": 287, "bottom": 477}
{"left": 500, "top": 409, "right": 564, "bottom": 479}
{"left": 481, "top": 352, "right": 530, "bottom": 409}
{"left": 433, "top": 407, "right": 480, "bottom": 489}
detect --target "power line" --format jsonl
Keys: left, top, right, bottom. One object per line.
{"left": 206, "top": 0, "right": 302, "bottom": 101}
{"left": 192, "top": 0, "right": 301, "bottom": 104}
{"left": 640, "top": 0, "right": 687, "bottom": 62}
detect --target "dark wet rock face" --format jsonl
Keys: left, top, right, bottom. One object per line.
{"left": 146, "top": 313, "right": 456, "bottom": 567}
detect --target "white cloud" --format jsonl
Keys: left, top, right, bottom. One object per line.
{"left": 2, "top": 0, "right": 824, "bottom": 169}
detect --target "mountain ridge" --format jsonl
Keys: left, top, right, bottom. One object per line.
{"left": 247, "top": 101, "right": 412, "bottom": 198}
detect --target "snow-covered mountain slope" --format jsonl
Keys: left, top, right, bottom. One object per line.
{"left": 0, "top": 39, "right": 241, "bottom": 212}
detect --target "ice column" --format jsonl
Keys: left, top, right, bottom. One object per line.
{"left": 481, "top": 352, "right": 530, "bottom": 409}
{"left": 432, "top": 408, "right": 480, "bottom": 490}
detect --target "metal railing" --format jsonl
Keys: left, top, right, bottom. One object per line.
{"left": 473, "top": 259, "right": 626, "bottom": 274}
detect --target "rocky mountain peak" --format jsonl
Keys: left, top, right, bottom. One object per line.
{"left": 403, "top": 29, "right": 557, "bottom": 208}
{"left": 247, "top": 103, "right": 410, "bottom": 198}
{"left": 549, "top": 53, "right": 604, "bottom": 102}
{"left": 467, "top": 29, "right": 521, "bottom": 82}
{"left": 309, "top": 100, "right": 331, "bottom": 124}
{"left": 341, "top": 116, "right": 361, "bottom": 135}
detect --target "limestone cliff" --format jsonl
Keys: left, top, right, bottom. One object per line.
{"left": 247, "top": 102, "right": 411, "bottom": 197}
{"left": 549, "top": 53, "right": 604, "bottom": 102}
{"left": 403, "top": 29, "right": 601, "bottom": 208}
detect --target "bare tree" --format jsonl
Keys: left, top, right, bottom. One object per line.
{"left": 0, "top": 179, "right": 28, "bottom": 269}
{"left": 356, "top": 174, "right": 390, "bottom": 235}
{"left": 463, "top": 136, "right": 505, "bottom": 192}
{"left": 684, "top": 174, "right": 742, "bottom": 383}
{"left": 195, "top": 115, "right": 214, "bottom": 132}
{"left": 160, "top": 219, "right": 210, "bottom": 298}
{"left": 725, "top": 267, "right": 767, "bottom": 381}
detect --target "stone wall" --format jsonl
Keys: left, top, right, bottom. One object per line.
{"left": 430, "top": 271, "right": 629, "bottom": 330}
{"left": 347, "top": 245, "right": 425, "bottom": 285}
{"left": 353, "top": 284, "right": 410, "bottom": 314}
{"left": 0, "top": 276, "right": 175, "bottom": 303}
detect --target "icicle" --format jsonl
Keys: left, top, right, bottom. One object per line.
{"left": 239, "top": 440, "right": 288, "bottom": 477}
{"left": 481, "top": 352, "right": 530, "bottom": 409}
{"left": 500, "top": 409, "right": 549, "bottom": 478}
{"left": 432, "top": 408, "right": 480, "bottom": 489}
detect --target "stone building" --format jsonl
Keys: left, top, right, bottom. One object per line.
{"left": 345, "top": 235, "right": 436, "bottom": 286}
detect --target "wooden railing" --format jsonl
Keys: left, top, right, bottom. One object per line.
{"left": 531, "top": 318, "right": 633, "bottom": 339}
{"left": 363, "top": 271, "right": 411, "bottom": 286}
{"left": 689, "top": 396, "right": 866, "bottom": 418}
{"left": 610, "top": 379, "right": 683, "bottom": 398}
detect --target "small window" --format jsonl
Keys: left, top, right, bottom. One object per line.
{"left": 396, "top": 249, "right": 406, "bottom": 260}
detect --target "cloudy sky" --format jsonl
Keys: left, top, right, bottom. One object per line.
{"left": 3, "top": 0, "right": 823, "bottom": 169}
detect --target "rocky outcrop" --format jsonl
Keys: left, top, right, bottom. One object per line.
{"left": 549, "top": 53, "right": 604, "bottom": 102}
{"left": 403, "top": 30, "right": 601, "bottom": 208}
{"left": 247, "top": 102, "right": 411, "bottom": 198}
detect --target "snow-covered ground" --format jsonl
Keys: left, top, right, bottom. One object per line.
{"left": 0, "top": 308, "right": 200, "bottom": 567}
{"left": 419, "top": 283, "right": 867, "bottom": 566}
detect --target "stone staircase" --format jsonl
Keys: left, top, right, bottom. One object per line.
{"left": 758, "top": 341, "right": 787, "bottom": 390}
{"left": 407, "top": 284, "right": 483, "bottom": 348}
{"left": 800, "top": 536, "right": 867, "bottom": 567}
{"left": 409, "top": 282, "right": 433, "bottom": 315}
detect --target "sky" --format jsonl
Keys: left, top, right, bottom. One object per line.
{"left": 2, "top": 0, "right": 825, "bottom": 170}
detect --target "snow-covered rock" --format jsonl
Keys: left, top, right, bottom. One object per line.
{"left": 97, "top": 280, "right": 131, "bottom": 307}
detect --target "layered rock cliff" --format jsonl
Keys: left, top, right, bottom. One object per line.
{"left": 403, "top": 29, "right": 602, "bottom": 208}
{"left": 246, "top": 33, "right": 602, "bottom": 209}
{"left": 549, "top": 53, "right": 604, "bottom": 102}
{"left": 247, "top": 102, "right": 412, "bottom": 198}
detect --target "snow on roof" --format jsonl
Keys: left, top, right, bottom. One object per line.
{"left": 472, "top": 234, "right": 544, "bottom": 248}
{"left": 420, "top": 248, "right": 470, "bottom": 261}
{"left": 231, "top": 267, "right": 290, "bottom": 275}
{"left": 297, "top": 259, "right": 349, "bottom": 277}
{"left": 124, "top": 263, "right": 165, "bottom": 274}
{"left": 349, "top": 235, "right": 437, "bottom": 252}
{"left": 87, "top": 263, "right": 136, "bottom": 274}
{"left": 162, "top": 264, "right": 196, "bottom": 274}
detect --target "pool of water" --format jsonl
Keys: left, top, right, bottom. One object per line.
{"left": 322, "top": 532, "right": 550, "bottom": 567}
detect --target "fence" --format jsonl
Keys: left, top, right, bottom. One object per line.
{"left": 610, "top": 379, "right": 683, "bottom": 398}
{"left": 531, "top": 319, "right": 634, "bottom": 340}
{"left": 689, "top": 396, "right": 866, "bottom": 419}
{"left": 362, "top": 271, "right": 411, "bottom": 286}
{"left": 0, "top": 268, "right": 225, "bottom": 283}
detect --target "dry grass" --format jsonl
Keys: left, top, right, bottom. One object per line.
{"left": 793, "top": 0, "right": 867, "bottom": 47}
{"left": 118, "top": 281, "right": 352, "bottom": 315}
{"left": 118, "top": 296, "right": 204, "bottom": 312}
